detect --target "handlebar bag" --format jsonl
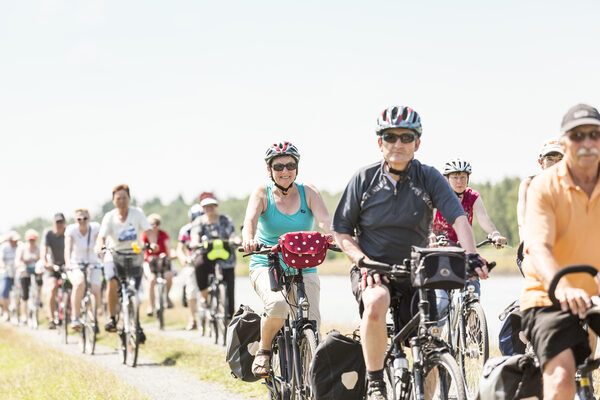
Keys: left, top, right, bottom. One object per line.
{"left": 226, "top": 304, "right": 262, "bottom": 382}
{"left": 278, "top": 231, "right": 332, "bottom": 269}
{"left": 410, "top": 246, "right": 466, "bottom": 290}
{"left": 309, "top": 330, "right": 366, "bottom": 400}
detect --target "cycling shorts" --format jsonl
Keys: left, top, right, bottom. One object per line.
{"left": 1, "top": 274, "right": 13, "bottom": 299}
{"left": 104, "top": 260, "right": 142, "bottom": 290}
{"left": 66, "top": 267, "right": 103, "bottom": 288}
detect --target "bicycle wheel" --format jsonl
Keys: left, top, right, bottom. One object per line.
{"left": 84, "top": 295, "right": 97, "bottom": 354}
{"left": 9, "top": 286, "right": 20, "bottom": 325}
{"left": 297, "top": 328, "right": 317, "bottom": 400}
{"left": 416, "top": 351, "right": 467, "bottom": 400}
{"left": 270, "top": 334, "right": 293, "bottom": 400}
{"left": 216, "top": 282, "right": 228, "bottom": 346}
{"left": 125, "top": 295, "right": 140, "bottom": 367}
{"left": 61, "top": 290, "right": 70, "bottom": 344}
{"left": 457, "top": 301, "right": 489, "bottom": 398}
{"left": 28, "top": 280, "right": 39, "bottom": 329}
{"left": 156, "top": 283, "right": 165, "bottom": 330}
{"left": 209, "top": 286, "right": 220, "bottom": 344}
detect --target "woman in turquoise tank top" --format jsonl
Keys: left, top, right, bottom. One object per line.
{"left": 241, "top": 141, "right": 332, "bottom": 378}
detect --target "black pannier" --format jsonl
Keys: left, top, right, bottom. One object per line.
{"left": 309, "top": 330, "right": 366, "bottom": 400}
{"left": 226, "top": 304, "right": 262, "bottom": 382}
{"left": 410, "top": 246, "right": 467, "bottom": 290}
{"left": 477, "top": 352, "right": 542, "bottom": 400}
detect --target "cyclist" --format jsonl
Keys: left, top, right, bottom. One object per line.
{"left": 430, "top": 158, "right": 507, "bottom": 297}
{"left": 15, "top": 229, "right": 41, "bottom": 324}
{"left": 332, "top": 106, "right": 488, "bottom": 400}
{"left": 191, "top": 192, "right": 241, "bottom": 326}
{"left": 517, "top": 139, "right": 564, "bottom": 242}
{"left": 94, "top": 184, "right": 158, "bottom": 338}
{"left": 142, "top": 213, "right": 174, "bottom": 316}
{"left": 0, "top": 231, "right": 21, "bottom": 321}
{"left": 40, "top": 213, "right": 67, "bottom": 329}
{"left": 64, "top": 209, "right": 102, "bottom": 331}
{"left": 176, "top": 203, "right": 203, "bottom": 330}
{"left": 520, "top": 103, "right": 600, "bottom": 400}
{"left": 241, "top": 142, "right": 332, "bottom": 377}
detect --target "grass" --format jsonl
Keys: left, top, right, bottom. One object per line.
{"left": 0, "top": 324, "right": 149, "bottom": 400}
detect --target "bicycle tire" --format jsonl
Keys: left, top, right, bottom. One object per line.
{"left": 269, "top": 334, "right": 294, "bottom": 400}
{"left": 125, "top": 294, "right": 140, "bottom": 367}
{"left": 209, "top": 285, "right": 219, "bottom": 344}
{"left": 458, "top": 301, "right": 489, "bottom": 398}
{"left": 297, "top": 328, "right": 317, "bottom": 400}
{"left": 9, "top": 286, "right": 20, "bottom": 325}
{"left": 415, "top": 351, "right": 467, "bottom": 400}
{"left": 156, "top": 283, "right": 165, "bottom": 330}
{"left": 217, "top": 281, "right": 228, "bottom": 346}
{"left": 28, "top": 284, "right": 39, "bottom": 329}
{"left": 61, "top": 290, "right": 70, "bottom": 344}
{"left": 85, "top": 295, "right": 97, "bottom": 354}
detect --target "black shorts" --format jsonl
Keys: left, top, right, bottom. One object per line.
{"left": 521, "top": 305, "right": 590, "bottom": 369}
{"left": 350, "top": 265, "right": 439, "bottom": 326}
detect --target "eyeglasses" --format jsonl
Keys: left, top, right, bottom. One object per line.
{"left": 542, "top": 155, "right": 563, "bottom": 163}
{"left": 569, "top": 130, "right": 600, "bottom": 142}
{"left": 272, "top": 162, "right": 298, "bottom": 171}
{"left": 381, "top": 132, "right": 416, "bottom": 144}
{"left": 76, "top": 217, "right": 88, "bottom": 221}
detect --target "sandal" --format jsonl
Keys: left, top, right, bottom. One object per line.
{"left": 252, "top": 349, "right": 272, "bottom": 377}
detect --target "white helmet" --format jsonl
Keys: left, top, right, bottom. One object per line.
{"left": 442, "top": 158, "right": 472, "bottom": 176}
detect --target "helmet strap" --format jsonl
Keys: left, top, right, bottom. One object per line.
{"left": 269, "top": 169, "right": 298, "bottom": 196}
{"left": 385, "top": 161, "right": 411, "bottom": 179}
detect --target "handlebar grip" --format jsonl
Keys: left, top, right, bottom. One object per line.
{"left": 357, "top": 257, "right": 391, "bottom": 270}
{"left": 487, "top": 261, "right": 496, "bottom": 272}
{"left": 547, "top": 265, "right": 598, "bottom": 306}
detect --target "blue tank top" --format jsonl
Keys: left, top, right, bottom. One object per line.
{"left": 249, "top": 182, "right": 316, "bottom": 274}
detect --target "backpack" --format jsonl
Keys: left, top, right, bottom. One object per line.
{"left": 309, "top": 330, "right": 366, "bottom": 400}
{"left": 477, "top": 352, "right": 542, "bottom": 400}
{"left": 498, "top": 300, "right": 526, "bottom": 356}
{"left": 226, "top": 304, "right": 262, "bottom": 382}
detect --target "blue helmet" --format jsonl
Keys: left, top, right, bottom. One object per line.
{"left": 188, "top": 204, "right": 204, "bottom": 221}
{"left": 376, "top": 106, "right": 422, "bottom": 137}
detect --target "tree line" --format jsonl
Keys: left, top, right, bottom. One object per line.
{"left": 10, "top": 177, "right": 522, "bottom": 248}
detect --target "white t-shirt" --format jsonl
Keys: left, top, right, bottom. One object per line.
{"left": 99, "top": 207, "right": 152, "bottom": 255}
{"left": 66, "top": 222, "right": 101, "bottom": 265}
{"left": 1, "top": 242, "right": 21, "bottom": 277}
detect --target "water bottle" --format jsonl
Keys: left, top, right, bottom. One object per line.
{"left": 268, "top": 254, "right": 283, "bottom": 292}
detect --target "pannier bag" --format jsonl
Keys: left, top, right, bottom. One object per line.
{"left": 477, "top": 352, "right": 542, "bottom": 400}
{"left": 410, "top": 246, "right": 466, "bottom": 290}
{"left": 226, "top": 304, "right": 262, "bottom": 382}
{"left": 278, "top": 231, "right": 333, "bottom": 269}
{"left": 309, "top": 330, "right": 366, "bottom": 400}
{"left": 498, "top": 300, "right": 526, "bottom": 356}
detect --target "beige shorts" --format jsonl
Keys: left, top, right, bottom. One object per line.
{"left": 183, "top": 265, "right": 199, "bottom": 300}
{"left": 66, "top": 267, "right": 103, "bottom": 288}
{"left": 249, "top": 267, "right": 321, "bottom": 330}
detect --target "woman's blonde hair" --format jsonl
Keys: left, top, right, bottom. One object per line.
{"left": 74, "top": 208, "right": 89, "bottom": 215}
{"left": 148, "top": 213, "right": 161, "bottom": 225}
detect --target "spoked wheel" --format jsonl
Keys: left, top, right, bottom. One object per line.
{"left": 298, "top": 328, "right": 318, "bottom": 400}
{"left": 209, "top": 287, "right": 220, "bottom": 344}
{"left": 58, "top": 290, "right": 70, "bottom": 344}
{"left": 81, "top": 295, "right": 97, "bottom": 354}
{"left": 216, "top": 282, "right": 228, "bottom": 346}
{"left": 418, "top": 351, "right": 467, "bottom": 400}
{"left": 27, "top": 287, "right": 39, "bottom": 329}
{"left": 125, "top": 296, "right": 140, "bottom": 367}
{"left": 9, "top": 288, "right": 20, "bottom": 326}
{"left": 156, "top": 283, "right": 165, "bottom": 330}
{"left": 458, "top": 301, "right": 489, "bottom": 398}
{"left": 269, "top": 335, "right": 292, "bottom": 400}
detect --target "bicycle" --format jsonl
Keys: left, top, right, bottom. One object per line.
{"left": 75, "top": 263, "right": 103, "bottom": 354}
{"left": 240, "top": 231, "right": 338, "bottom": 400}
{"left": 358, "top": 247, "right": 496, "bottom": 400}
{"left": 193, "top": 237, "right": 233, "bottom": 345}
{"left": 53, "top": 264, "right": 72, "bottom": 344}
{"left": 148, "top": 254, "right": 170, "bottom": 330}
{"left": 25, "top": 264, "right": 41, "bottom": 329}
{"left": 104, "top": 245, "right": 144, "bottom": 367}
{"left": 432, "top": 235, "right": 506, "bottom": 397}
{"left": 8, "top": 275, "right": 21, "bottom": 326}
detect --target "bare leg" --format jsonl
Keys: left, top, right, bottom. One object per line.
{"left": 360, "top": 285, "right": 390, "bottom": 371}
{"left": 147, "top": 274, "right": 156, "bottom": 312}
{"left": 543, "top": 348, "right": 576, "bottom": 400}
{"left": 107, "top": 278, "right": 118, "bottom": 317}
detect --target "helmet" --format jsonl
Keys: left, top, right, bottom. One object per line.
{"left": 188, "top": 204, "right": 204, "bottom": 221}
{"left": 443, "top": 158, "right": 472, "bottom": 176}
{"left": 375, "top": 106, "right": 422, "bottom": 137}
{"left": 538, "top": 139, "right": 564, "bottom": 159}
{"left": 264, "top": 142, "right": 301, "bottom": 165}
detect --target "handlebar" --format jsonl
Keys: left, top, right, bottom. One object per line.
{"left": 430, "top": 235, "right": 511, "bottom": 249}
{"left": 237, "top": 243, "right": 341, "bottom": 257}
{"left": 547, "top": 265, "right": 598, "bottom": 307}
{"left": 357, "top": 257, "right": 411, "bottom": 279}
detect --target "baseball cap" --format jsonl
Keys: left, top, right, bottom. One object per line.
{"left": 539, "top": 139, "right": 564, "bottom": 158}
{"left": 54, "top": 212, "right": 66, "bottom": 222}
{"left": 561, "top": 103, "right": 600, "bottom": 133}
{"left": 25, "top": 229, "right": 39, "bottom": 240}
{"left": 199, "top": 192, "right": 218, "bottom": 207}
{"left": 7, "top": 230, "right": 20, "bottom": 241}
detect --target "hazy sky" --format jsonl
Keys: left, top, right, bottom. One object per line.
{"left": 1, "top": 1, "right": 599, "bottom": 231}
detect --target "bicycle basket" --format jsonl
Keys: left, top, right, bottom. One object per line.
{"left": 148, "top": 255, "right": 170, "bottom": 274}
{"left": 113, "top": 252, "right": 143, "bottom": 279}
{"left": 410, "top": 246, "right": 466, "bottom": 290}
{"left": 278, "top": 231, "right": 333, "bottom": 269}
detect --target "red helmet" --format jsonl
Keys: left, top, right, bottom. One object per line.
{"left": 376, "top": 106, "right": 422, "bottom": 137}
{"left": 264, "top": 142, "right": 301, "bottom": 165}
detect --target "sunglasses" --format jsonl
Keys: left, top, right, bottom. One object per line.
{"left": 272, "top": 162, "right": 298, "bottom": 171}
{"left": 569, "top": 130, "right": 600, "bottom": 142}
{"left": 77, "top": 216, "right": 89, "bottom": 221}
{"left": 381, "top": 132, "right": 416, "bottom": 144}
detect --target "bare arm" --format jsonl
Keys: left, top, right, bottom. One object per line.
{"left": 453, "top": 215, "right": 488, "bottom": 278}
{"left": 64, "top": 235, "right": 74, "bottom": 268}
{"left": 145, "top": 230, "right": 159, "bottom": 252}
{"left": 94, "top": 236, "right": 106, "bottom": 255}
{"left": 473, "top": 197, "right": 507, "bottom": 245}
{"left": 516, "top": 178, "right": 531, "bottom": 241}
{"left": 176, "top": 242, "right": 188, "bottom": 265}
{"left": 241, "top": 186, "right": 267, "bottom": 253}
{"left": 304, "top": 183, "right": 332, "bottom": 235}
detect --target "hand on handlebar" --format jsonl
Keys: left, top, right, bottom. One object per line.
{"left": 468, "top": 253, "right": 489, "bottom": 279}
{"left": 555, "top": 282, "right": 592, "bottom": 317}
{"left": 488, "top": 233, "right": 507, "bottom": 249}
{"left": 241, "top": 239, "right": 259, "bottom": 254}
{"left": 358, "top": 256, "right": 389, "bottom": 291}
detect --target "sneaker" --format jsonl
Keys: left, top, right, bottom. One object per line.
{"left": 71, "top": 318, "right": 82, "bottom": 331}
{"left": 105, "top": 318, "right": 117, "bottom": 333}
{"left": 48, "top": 320, "right": 57, "bottom": 330}
{"left": 167, "top": 297, "right": 174, "bottom": 309}
{"left": 1, "top": 312, "right": 9, "bottom": 322}
{"left": 367, "top": 380, "right": 388, "bottom": 400}
{"left": 185, "top": 321, "right": 198, "bottom": 331}
{"left": 146, "top": 307, "right": 154, "bottom": 317}
{"left": 138, "top": 328, "right": 146, "bottom": 345}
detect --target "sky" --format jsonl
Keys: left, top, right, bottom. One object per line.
{"left": 1, "top": 0, "right": 599, "bottom": 231}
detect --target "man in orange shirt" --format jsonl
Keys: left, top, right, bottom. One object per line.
{"left": 520, "top": 103, "right": 600, "bottom": 400}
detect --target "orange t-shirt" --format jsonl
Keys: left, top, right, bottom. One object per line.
{"left": 520, "top": 161, "right": 600, "bottom": 310}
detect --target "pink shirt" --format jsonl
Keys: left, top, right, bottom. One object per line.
{"left": 432, "top": 187, "right": 479, "bottom": 243}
